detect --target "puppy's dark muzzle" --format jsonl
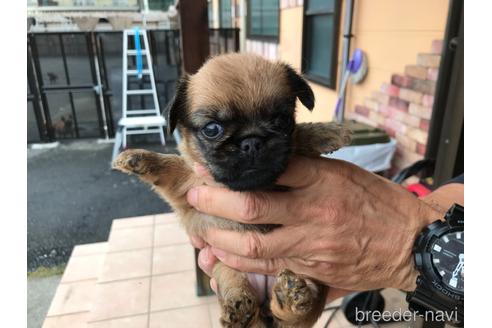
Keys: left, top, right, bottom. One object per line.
{"left": 220, "top": 168, "right": 280, "bottom": 191}
{"left": 209, "top": 136, "right": 292, "bottom": 191}
{"left": 240, "top": 137, "right": 264, "bottom": 158}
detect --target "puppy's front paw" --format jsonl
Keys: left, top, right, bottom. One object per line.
{"left": 220, "top": 287, "right": 259, "bottom": 328}
{"left": 271, "top": 269, "right": 314, "bottom": 318}
{"left": 112, "top": 149, "right": 151, "bottom": 174}
{"left": 294, "top": 122, "right": 352, "bottom": 156}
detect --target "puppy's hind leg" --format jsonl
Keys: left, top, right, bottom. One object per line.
{"left": 270, "top": 269, "right": 327, "bottom": 328}
{"left": 213, "top": 262, "right": 265, "bottom": 328}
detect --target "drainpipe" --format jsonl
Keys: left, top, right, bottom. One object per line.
{"left": 239, "top": 0, "right": 246, "bottom": 51}
{"left": 137, "top": 0, "right": 149, "bottom": 27}
{"left": 91, "top": 34, "right": 109, "bottom": 140}
{"left": 337, "top": 0, "right": 355, "bottom": 122}
{"left": 143, "top": 0, "right": 150, "bottom": 12}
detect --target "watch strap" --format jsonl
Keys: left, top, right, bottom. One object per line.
{"left": 407, "top": 277, "right": 464, "bottom": 323}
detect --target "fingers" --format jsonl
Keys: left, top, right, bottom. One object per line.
{"left": 210, "top": 278, "right": 218, "bottom": 293}
{"left": 197, "top": 246, "right": 218, "bottom": 293}
{"left": 211, "top": 247, "right": 283, "bottom": 275}
{"left": 197, "top": 246, "right": 218, "bottom": 277}
{"left": 187, "top": 185, "right": 296, "bottom": 225}
{"left": 189, "top": 235, "right": 206, "bottom": 249}
{"left": 208, "top": 247, "right": 329, "bottom": 279}
{"left": 203, "top": 227, "right": 301, "bottom": 259}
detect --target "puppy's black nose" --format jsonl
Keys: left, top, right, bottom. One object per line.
{"left": 240, "top": 137, "right": 263, "bottom": 157}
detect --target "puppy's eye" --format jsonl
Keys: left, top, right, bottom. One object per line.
{"left": 201, "top": 122, "right": 224, "bottom": 139}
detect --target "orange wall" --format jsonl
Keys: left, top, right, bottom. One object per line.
{"left": 277, "top": 0, "right": 449, "bottom": 123}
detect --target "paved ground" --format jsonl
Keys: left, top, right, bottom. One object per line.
{"left": 27, "top": 138, "right": 178, "bottom": 271}
{"left": 27, "top": 275, "right": 62, "bottom": 328}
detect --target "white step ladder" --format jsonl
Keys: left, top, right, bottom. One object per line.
{"left": 113, "top": 28, "right": 166, "bottom": 158}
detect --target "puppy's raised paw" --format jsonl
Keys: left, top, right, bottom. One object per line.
{"left": 294, "top": 122, "right": 352, "bottom": 156}
{"left": 112, "top": 149, "right": 156, "bottom": 175}
{"left": 220, "top": 288, "right": 260, "bottom": 328}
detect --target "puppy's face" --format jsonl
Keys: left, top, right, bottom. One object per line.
{"left": 167, "top": 54, "right": 314, "bottom": 191}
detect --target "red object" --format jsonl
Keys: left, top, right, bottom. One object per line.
{"left": 407, "top": 183, "right": 431, "bottom": 197}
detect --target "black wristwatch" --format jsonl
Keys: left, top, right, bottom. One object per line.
{"left": 406, "top": 204, "right": 464, "bottom": 326}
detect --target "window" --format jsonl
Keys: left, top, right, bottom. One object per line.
{"left": 302, "top": 0, "right": 341, "bottom": 88}
{"left": 247, "top": 0, "right": 279, "bottom": 41}
{"left": 148, "top": 0, "right": 174, "bottom": 11}
{"left": 220, "top": 0, "right": 232, "bottom": 28}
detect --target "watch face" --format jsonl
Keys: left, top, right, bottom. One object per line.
{"left": 430, "top": 230, "right": 464, "bottom": 292}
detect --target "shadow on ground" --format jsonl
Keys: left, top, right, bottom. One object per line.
{"left": 27, "top": 138, "right": 178, "bottom": 271}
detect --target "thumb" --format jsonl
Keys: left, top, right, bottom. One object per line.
{"left": 197, "top": 246, "right": 218, "bottom": 277}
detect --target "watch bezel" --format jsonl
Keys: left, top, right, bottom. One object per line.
{"left": 413, "top": 220, "right": 464, "bottom": 302}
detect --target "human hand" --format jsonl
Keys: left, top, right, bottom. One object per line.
{"left": 189, "top": 235, "right": 352, "bottom": 303}
{"left": 187, "top": 156, "right": 442, "bottom": 295}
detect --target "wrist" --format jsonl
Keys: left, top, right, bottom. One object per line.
{"left": 396, "top": 200, "right": 443, "bottom": 291}
{"left": 416, "top": 198, "right": 446, "bottom": 231}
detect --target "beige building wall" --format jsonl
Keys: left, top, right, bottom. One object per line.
{"left": 274, "top": 0, "right": 448, "bottom": 123}
{"left": 345, "top": 0, "right": 449, "bottom": 118}
{"left": 278, "top": 5, "right": 343, "bottom": 123}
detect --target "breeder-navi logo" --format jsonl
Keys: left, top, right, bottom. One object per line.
{"left": 355, "top": 307, "right": 459, "bottom": 323}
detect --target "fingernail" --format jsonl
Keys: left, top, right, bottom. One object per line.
{"left": 210, "top": 279, "right": 218, "bottom": 293}
{"left": 211, "top": 247, "right": 226, "bottom": 260}
{"left": 202, "top": 247, "right": 211, "bottom": 265}
{"left": 198, "top": 250, "right": 210, "bottom": 276}
{"left": 198, "top": 247, "right": 212, "bottom": 271}
{"left": 187, "top": 188, "right": 198, "bottom": 208}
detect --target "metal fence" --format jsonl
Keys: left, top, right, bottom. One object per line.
{"left": 27, "top": 28, "right": 240, "bottom": 143}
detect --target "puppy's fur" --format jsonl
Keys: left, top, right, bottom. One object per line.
{"left": 113, "top": 53, "right": 351, "bottom": 327}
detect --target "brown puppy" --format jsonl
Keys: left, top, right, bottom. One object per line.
{"left": 113, "top": 53, "right": 351, "bottom": 327}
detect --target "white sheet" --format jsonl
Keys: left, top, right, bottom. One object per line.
{"left": 323, "top": 138, "right": 397, "bottom": 172}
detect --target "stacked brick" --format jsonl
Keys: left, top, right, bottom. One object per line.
{"left": 348, "top": 40, "right": 443, "bottom": 174}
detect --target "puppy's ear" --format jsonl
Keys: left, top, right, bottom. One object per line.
{"left": 282, "top": 64, "right": 315, "bottom": 111}
{"left": 165, "top": 77, "right": 189, "bottom": 135}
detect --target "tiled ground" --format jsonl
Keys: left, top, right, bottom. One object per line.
{"left": 42, "top": 213, "right": 415, "bottom": 328}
